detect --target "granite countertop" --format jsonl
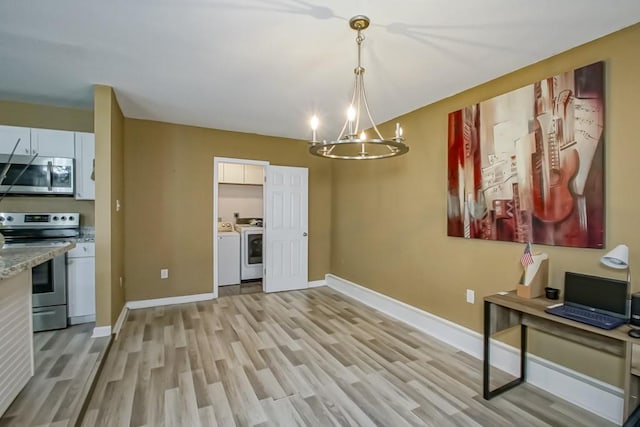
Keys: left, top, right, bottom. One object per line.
{"left": 66, "top": 236, "right": 96, "bottom": 243}
{"left": 0, "top": 242, "right": 76, "bottom": 280}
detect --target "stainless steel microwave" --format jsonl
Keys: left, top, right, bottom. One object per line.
{"left": 0, "top": 154, "right": 74, "bottom": 195}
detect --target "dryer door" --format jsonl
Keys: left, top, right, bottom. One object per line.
{"left": 247, "top": 232, "right": 263, "bottom": 264}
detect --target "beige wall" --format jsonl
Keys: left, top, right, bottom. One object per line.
{"left": 329, "top": 23, "right": 640, "bottom": 386}
{"left": 94, "top": 85, "right": 125, "bottom": 328}
{"left": 123, "top": 119, "right": 332, "bottom": 302}
{"left": 0, "top": 100, "right": 95, "bottom": 224}
{"left": 109, "top": 90, "right": 125, "bottom": 326}
{"left": 0, "top": 99, "right": 93, "bottom": 132}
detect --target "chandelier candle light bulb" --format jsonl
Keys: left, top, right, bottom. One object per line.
{"left": 347, "top": 105, "right": 356, "bottom": 136}
{"left": 310, "top": 115, "right": 319, "bottom": 142}
{"left": 307, "top": 15, "right": 409, "bottom": 160}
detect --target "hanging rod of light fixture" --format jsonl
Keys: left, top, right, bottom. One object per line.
{"left": 308, "top": 15, "right": 409, "bottom": 160}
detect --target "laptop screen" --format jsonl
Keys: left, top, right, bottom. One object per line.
{"left": 564, "top": 272, "right": 628, "bottom": 319}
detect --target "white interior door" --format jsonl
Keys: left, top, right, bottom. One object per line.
{"left": 264, "top": 166, "right": 308, "bottom": 293}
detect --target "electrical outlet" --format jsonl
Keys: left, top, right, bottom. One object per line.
{"left": 160, "top": 269, "right": 169, "bottom": 279}
{"left": 466, "top": 289, "right": 475, "bottom": 304}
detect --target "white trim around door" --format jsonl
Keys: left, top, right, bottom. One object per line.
{"left": 213, "top": 157, "right": 269, "bottom": 298}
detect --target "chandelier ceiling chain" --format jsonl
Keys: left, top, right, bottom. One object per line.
{"left": 308, "top": 15, "right": 409, "bottom": 160}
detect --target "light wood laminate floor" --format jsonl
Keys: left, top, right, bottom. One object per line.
{"left": 219, "top": 282, "right": 263, "bottom": 298}
{"left": 83, "top": 287, "right": 614, "bottom": 427}
{"left": 0, "top": 322, "right": 111, "bottom": 427}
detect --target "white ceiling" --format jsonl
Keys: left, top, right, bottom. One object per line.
{"left": 1, "top": 1, "right": 639, "bottom": 141}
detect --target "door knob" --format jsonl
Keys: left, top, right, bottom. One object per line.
{"left": 303, "top": 232, "right": 308, "bottom": 237}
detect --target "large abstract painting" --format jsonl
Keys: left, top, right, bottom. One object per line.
{"left": 447, "top": 61, "right": 604, "bottom": 248}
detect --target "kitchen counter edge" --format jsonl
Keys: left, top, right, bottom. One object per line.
{"left": 0, "top": 242, "right": 76, "bottom": 281}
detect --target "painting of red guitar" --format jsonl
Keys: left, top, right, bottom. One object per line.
{"left": 447, "top": 62, "right": 604, "bottom": 248}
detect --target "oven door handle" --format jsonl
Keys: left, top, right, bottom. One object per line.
{"left": 33, "top": 309, "right": 57, "bottom": 317}
{"left": 47, "top": 161, "right": 53, "bottom": 191}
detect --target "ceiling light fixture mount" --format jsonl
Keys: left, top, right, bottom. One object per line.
{"left": 308, "top": 15, "right": 409, "bottom": 160}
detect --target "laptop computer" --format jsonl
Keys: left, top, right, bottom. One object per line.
{"left": 545, "top": 272, "right": 628, "bottom": 330}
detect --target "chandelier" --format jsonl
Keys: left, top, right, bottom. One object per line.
{"left": 308, "top": 15, "right": 409, "bottom": 160}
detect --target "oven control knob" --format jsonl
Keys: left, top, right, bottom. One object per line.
{"left": 0, "top": 216, "right": 4, "bottom": 222}
{"left": 61, "top": 216, "right": 67, "bottom": 221}
{"left": 68, "top": 216, "right": 74, "bottom": 221}
{"left": 6, "top": 216, "right": 13, "bottom": 222}
{"left": 53, "top": 216, "right": 59, "bottom": 221}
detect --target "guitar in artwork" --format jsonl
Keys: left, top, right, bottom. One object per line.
{"left": 531, "top": 90, "right": 579, "bottom": 224}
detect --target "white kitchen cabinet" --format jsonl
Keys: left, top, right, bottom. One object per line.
{"left": 0, "top": 126, "right": 76, "bottom": 158}
{"left": 67, "top": 242, "right": 96, "bottom": 324}
{"left": 219, "top": 163, "right": 244, "bottom": 184}
{"left": 0, "top": 125, "right": 30, "bottom": 155}
{"left": 30, "top": 128, "right": 75, "bottom": 157}
{"left": 74, "top": 132, "right": 95, "bottom": 200}
{"left": 219, "top": 162, "right": 263, "bottom": 185}
{"left": 244, "top": 164, "right": 264, "bottom": 185}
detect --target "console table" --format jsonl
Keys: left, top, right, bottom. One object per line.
{"left": 484, "top": 291, "right": 639, "bottom": 424}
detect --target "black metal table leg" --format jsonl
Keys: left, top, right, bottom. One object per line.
{"left": 483, "top": 300, "right": 491, "bottom": 399}
{"left": 483, "top": 300, "right": 527, "bottom": 399}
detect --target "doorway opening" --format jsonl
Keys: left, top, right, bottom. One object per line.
{"left": 213, "top": 158, "right": 310, "bottom": 297}
{"left": 213, "top": 157, "right": 267, "bottom": 298}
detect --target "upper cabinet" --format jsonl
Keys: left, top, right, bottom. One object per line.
{"left": 0, "top": 125, "right": 75, "bottom": 157}
{"left": 74, "top": 132, "right": 95, "bottom": 200}
{"left": 219, "top": 163, "right": 264, "bottom": 185}
{"left": 244, "top": 164, "right": 264, "bottom": 185}
{"left": 0, "top": 125, "right": 31, "bottom": 154}
{"left": 30, "top": 128, "right": 75, "bottom": 157}
{"left": 219, "top": 163, "right": 244, "bottom": 184}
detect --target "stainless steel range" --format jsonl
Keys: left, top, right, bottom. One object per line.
{"left": 1, "top": 212, "right": 80, "bottom": 332}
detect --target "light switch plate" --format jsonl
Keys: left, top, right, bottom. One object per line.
{"left": 160, "top": 269, "right": 169, "bottom": 279}
{"left": 466, "top": 289, "right": 475, "bottom": 304}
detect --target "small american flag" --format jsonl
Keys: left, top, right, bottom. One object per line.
{"left": 521, "top": 242, "right": 534, "bottom": 268}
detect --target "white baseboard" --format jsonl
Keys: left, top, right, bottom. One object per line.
{"left": 68, "top": 314, "right": 96, "bottom": 325}
{"left": 126, "top": 292, "right": 215, "bottom": 310}
{"left": 325, "top": 274, "right": 623, "bottom": 425}
{"left": 126, "top": 283, "right": 324, "bottom": 313}
{"left": 91, "top": 326, "right": 112, "bottom": 338}
{"left": 308, "top": 279, "right": 326, "bottom": 288}
{"left": 113, "top": 304, "right": 129, "bottom": 338}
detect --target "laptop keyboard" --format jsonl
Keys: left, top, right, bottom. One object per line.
{"left": 545, "top": 305, "right": 625, "bottom": 330}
